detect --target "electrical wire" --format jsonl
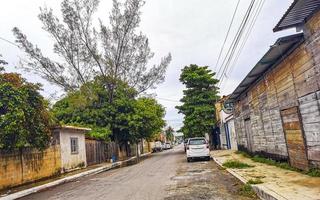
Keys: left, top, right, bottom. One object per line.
{"left": 217, "top": 0, "right": 256, "bottom": 86}
{"left": 215, "top": 0, "right": 241, "bottom": 73}
{"left": 221, "top": 0, "right": 265, "bottom": 90}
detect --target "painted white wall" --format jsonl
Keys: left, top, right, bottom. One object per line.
{"left": 227, "top": 119, "right": 238, "bottom": 150}
{"left": 218, "top": 109, "right": 238, "bottom": 150}
{"left": 59, "top": 130, "right": 87, "bottom": 172}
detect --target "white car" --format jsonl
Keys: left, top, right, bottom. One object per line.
{"left": 186, "top": 137, "right": 210, "bottom": 162}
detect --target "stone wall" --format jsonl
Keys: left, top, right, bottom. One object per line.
{"left": 0, "top": 145, "right": 61, "bottom": 190}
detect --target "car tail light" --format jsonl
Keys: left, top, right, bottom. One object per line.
{"left": 206, "top": 144, "right": 209, "bottom": 149}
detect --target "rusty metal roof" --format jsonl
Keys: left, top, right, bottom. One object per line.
{"left": 229, "top": 33, "right": 304, "bottom": 101}
{"left": 274, "top": 0, "right": 320, "bottom": 32}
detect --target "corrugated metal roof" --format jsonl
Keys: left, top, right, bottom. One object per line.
{"left": 273, "top": 0, "right": 320, "bottom": 32}
{"left": 229, "top": 33, "right": 304, "bottom": 102}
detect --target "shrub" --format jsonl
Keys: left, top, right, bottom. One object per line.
{"left": 239, "top": 183, "right": 256, "bottom": 197}
{"left": 0, "top": 72, "right": 51, "bottom": 150}
{"left": 247, "top": 179, "right": 263, "bottom": 184}
{"left": 222, "top": 160, "right": 254, "bottom": 169}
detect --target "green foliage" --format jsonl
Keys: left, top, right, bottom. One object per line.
{"left": 307, "top": 169, "right": 320, "bottom": 177}
{"left": 247, "top": 179, "right": 263, "bottom": 184}
{"left": 239, "top": 183, "right": 256, "bottom": 198}
{"left": 52, "top": 77, "right": 165, "bottom": 142}
{"left": 176, "top": 64, "right": 219, "bottom": 138}
{"left": 129, "top": 97, "right": 166, "bottom": 142}
{"left": 250, "top": 155, "right": 298, "bottom": 171}
{"left": 165, "top": 126, "right": 174, "bottom": 142}
{"left": 222, "top": 160, "right": 254, "bottom": 169}
{"left": 0, "top": 72, "right": 51, "bottom": 150}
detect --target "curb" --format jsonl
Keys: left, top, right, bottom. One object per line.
{"left": 211, "top": 155, "right": 288, "bottom": 200}
{"left": 1, "top": 153, "right": 152, "bottom": 200}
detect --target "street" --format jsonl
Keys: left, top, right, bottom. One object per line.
{"left": 19, "top": 145, "right": 256, "bottom": 200}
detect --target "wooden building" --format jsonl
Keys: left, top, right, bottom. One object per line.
{"left": 229, "top": 0, "right": 320, "bottom": 170}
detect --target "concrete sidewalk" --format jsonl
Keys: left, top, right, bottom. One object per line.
{"left": 211, "top": 150, "right": 320, "bottom": 200}
{"left": 0, "top": 153, "right": 151, "bottom": 200}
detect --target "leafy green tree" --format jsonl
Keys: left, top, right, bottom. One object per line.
{"left": 165, "top": 126, "right": 174, "bottom": 142}
{"left": 176, "top": 64, "right": 219, "bottom": 138}
{"left": 0, "top": 71, "right": 51, "bottom": 150}
{"left": 129, "top": 97, "right": 166, "bottom": 142}
{"left": 52, "top": 78, "right": 165, "bottom": 143}
{"left": 52, "top": 77, "right": 136, "bottom": 142}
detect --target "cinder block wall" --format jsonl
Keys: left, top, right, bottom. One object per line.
{"left": 0, "top": 145, "right": 61, "bottom": 190}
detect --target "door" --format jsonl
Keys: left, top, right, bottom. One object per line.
{"left": 244, "top": 118, "right": 253, "bottom": 152}
{"left": 224, "top": 123, "right": 231, "bottom": 149}
{"left": 280, "top": 107, "right": 308, "bottom": 170}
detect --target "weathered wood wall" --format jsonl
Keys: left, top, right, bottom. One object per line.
{"left": 234, "top": 11, "right": 320, "bottom": 170}
{"left": 85, "top": 139, "right": 118, "bottom": 165}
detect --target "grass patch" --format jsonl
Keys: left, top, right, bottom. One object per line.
{"left": 222, "top": 160, "right": 254, "bottom": 169}
{"left": 306, "top": 168, "right": 320, "bottom": 177}
{"left": 235, "top": 151, "right": 320, "bottom": 177}
{"left": 239, "top": 183, "right": 256, "bottom": 198}
{"left": 247, "top": 178, "right": 263, "bottom": 184}
{"left": 251, "top": 155, "right": 299, "bottom": 171}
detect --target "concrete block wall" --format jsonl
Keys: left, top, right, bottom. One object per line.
{"left": 0, "top": 146, "right": 61, "bottom": 190}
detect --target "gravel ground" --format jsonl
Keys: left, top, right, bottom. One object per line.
{"left": 19, "top": 145, "right": 257, "bottom": 200}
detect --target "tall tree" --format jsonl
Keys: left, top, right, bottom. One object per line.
{"left": 165, "top": 126, "right": 174, "bottom": 142}
{"left": 12, "top": 0, "right": 171, "bottom": 101}
{"left": 176, "top": 64, "right": 219, "bottom": 138}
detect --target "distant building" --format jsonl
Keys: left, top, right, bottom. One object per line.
{"left": 229, "top": 0, "right": 320, "bottom": 170}
{"left": 215, "top": 96, "right": 237, "bottom": 150}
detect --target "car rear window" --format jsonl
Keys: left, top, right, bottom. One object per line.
{"left": 189, "top": 139, "right": 206, "bottom": 145}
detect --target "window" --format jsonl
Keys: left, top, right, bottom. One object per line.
{"left": 70, "top": 137, "right": 79, "bottom": 154}
{"left": 188, "top": 139, "right": 206, "bottom": 145}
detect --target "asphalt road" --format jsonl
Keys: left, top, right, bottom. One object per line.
{"left": 19, "top": 145, "right": 256, "bottom": 200}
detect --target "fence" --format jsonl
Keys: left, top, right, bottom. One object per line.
{"left": 85, "top": 138, "right": 118, "bottom": 166}
{"left": 0, "top": 145, "right": 61, "bottom": 190}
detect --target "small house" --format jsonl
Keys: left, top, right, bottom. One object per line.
{"left": 53, "top": 126, "right": 90, "bottom": 172}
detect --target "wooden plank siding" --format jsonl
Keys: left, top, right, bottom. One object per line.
{"left": 233, "top": 10, "right": 320, "bottom": 169}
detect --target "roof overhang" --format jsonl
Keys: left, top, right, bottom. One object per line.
{"left": 229, "top": 33, "right": 304, "bottom": 102}
{"left": 273, "top": 0, "right": 320, "bottom": 32}
{"left": 54, "top": 125, "right": 91, "bottom": 133}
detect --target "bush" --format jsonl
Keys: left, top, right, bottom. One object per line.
{"left": 239, "top": 183, "right": 256, "bottom": 197}
{"left": 222, "top": 160, "right": 254, "bottom": 169}
{"left": 247, "top": 179, "right": 263, "bottom": 184}
{"left": 0, "top": 72, "right": 51, "bottom": 150}
{"left": 307, "top": 169, "right": 320, "bottom": 177}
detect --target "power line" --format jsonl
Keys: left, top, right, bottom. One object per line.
{"left": 217, "top": 0, "right": 256, "bottom": 86}
{"left": 215, "top": 0, "right": 241, "bottom": 73}
{"left": 0, "top": 36, "right": 19, "bottom": 48}
{"left": 221, "top": 0, "right": 265, "bottom": 90}
{"left": 226, "top": 0, "right": 265, "bottom": 79}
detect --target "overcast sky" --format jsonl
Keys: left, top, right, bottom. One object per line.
{"left": 0, "top": 0, "right": 296, "bottom": 130}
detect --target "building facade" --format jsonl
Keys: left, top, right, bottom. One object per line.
{"left": 229, "top": 0, "right": 320, "bottom": 170}
{"left": 53, "top": 126, "right": 90, "bottom": 172}
{"left": 215, "top": 96, "right": 238, "bottom": 150}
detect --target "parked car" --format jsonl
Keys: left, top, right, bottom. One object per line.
{"left": 165, "top": 142, "right": 171, "bottom": 149}
{"left": 152, "top": 141, "right": 163, "bottom": 152}
{"left": 186, "top": 137, "right": 210, "bottom": 162}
